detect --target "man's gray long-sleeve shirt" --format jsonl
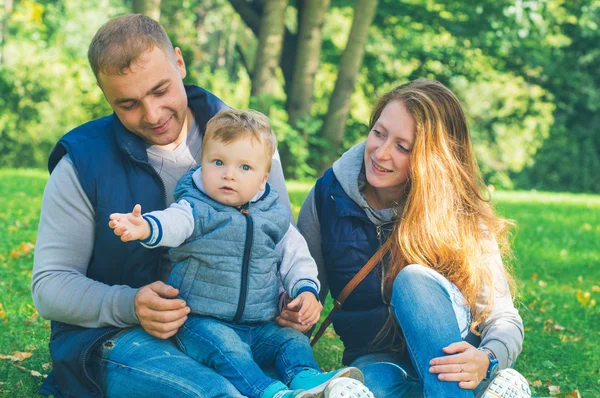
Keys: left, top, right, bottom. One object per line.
{"left": 31, "top": 124, "right": 293, "bottom": 329}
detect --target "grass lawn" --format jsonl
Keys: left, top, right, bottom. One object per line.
{"left": 1, "top": 170, "right": 599, "bottom": 397}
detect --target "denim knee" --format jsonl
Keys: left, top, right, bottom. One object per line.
{"left": 392, "top": 263, "right": 471, "bottom": 339}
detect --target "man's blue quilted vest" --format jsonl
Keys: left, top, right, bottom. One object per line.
{"left": 315, "top": 168, "right": 401, "bottom": 365}
{"left": 167, "top": 168, "right": 290, "bottom": 323}
{"left": 41, "top": 86, "right": 227, "bottom": 397}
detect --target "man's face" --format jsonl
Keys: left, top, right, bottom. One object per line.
{"left": 98, "top": 46, "right": 189, "bottom": 148}
{"left": 201, "top": 136, "right": 270, "bottom": 207}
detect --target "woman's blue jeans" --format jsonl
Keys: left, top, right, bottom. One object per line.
{"left": 350, "top": 264, "right": 483, "bottom": 398}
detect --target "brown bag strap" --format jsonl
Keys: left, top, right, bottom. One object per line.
{"left": 310, "top": 238, "right": 393, "bottom": 347}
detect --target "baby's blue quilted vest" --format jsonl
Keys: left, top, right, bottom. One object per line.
{"left": 167, "top": 168, "right": 290, "bottom": 323}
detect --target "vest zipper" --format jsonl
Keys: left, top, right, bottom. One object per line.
{"left": 233, "top": 207, "right": 254, "bottom": 323}
{"left": 82, "top": 329, "right": 120, "bottom": 397}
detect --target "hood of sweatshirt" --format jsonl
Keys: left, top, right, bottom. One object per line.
{"left": 331, "top": 141, "right": 403, "bottom": 227}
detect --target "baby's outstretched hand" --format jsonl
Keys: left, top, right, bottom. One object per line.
{"left": 109, "top": 204, "right": 151, "bottom": 242}
{"left": 287, "top": 291, "right": 322, "bottom": 326}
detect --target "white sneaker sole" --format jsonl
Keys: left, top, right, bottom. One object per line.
{"left": 324, "top": 377, "right": 374, "bottom": 398}
{"left": 306, "top": 368, "right": 364, "bottom": 398}
{"left": 480, "top": 368, "right": 531, "bottom": 398}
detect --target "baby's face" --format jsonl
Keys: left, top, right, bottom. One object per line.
{"left": 201, "top": 137, "right": 270, "bottom": 207}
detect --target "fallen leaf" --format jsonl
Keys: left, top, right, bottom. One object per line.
{"left": 592, "top": 286, "right": 600, "bottom": 293}
{"left": 532, "top": 380, "right": 542, "bottom": 387}
{"left": 548, "top": 385, "right": 560, "bottom": 395}
{"left": 9, "top": 242, "right": 36, "bottom": 259}
{"left": 12, "top": 351, "right": 32, "bottom": 361}
{"left": 0, "top": 303, "right": 5, "bottom": 319}
{"left": 42, "top": 363, "right": 51, "bottom": 370}
{"left": 30, "top": 370, "right": 43, "bottom": 377}
{"left": 552, "top": 324, "right": 565, "bottom": 332}
{"left": 539, "top": 280, "right": 547, "bottom": 287}
{"left": 13, "top": 363, "right": 44, "bottom": 378}
{"left": 576, "top": 291, "right": 591, "bottom": 306}
{"left": 577, "top": 275, "right": 583, "bottom": 282}
{"left": 559, "top": 390, "right": 581, "bottom": 397}
{"left": 0, "top": 354, "right": 22, "bottom": 361}
{"left": 531, "top": 273, "right": 538, "bottom": 281}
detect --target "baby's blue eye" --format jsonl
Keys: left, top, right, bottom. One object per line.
{"left": 241, "top": 165, "right": 250, "bottom": 171}
{"left": 215, "top": 160, "right": 223, "bottom": 166}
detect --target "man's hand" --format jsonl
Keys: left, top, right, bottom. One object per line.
{"left": 134, "top": 281, "right": 190, "bottom": 339}
{"left": 276, "top": 292, "right": 320, "bottom": 332}
{"left": 429, "top": 341, "right": 490, "bottom": 389}
{"left": 109, "top": 204, "right": 151, "bottom": 242}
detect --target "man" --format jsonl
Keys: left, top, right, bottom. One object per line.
{"left": 32, "top": 14, "right": 300, "bottom": 397}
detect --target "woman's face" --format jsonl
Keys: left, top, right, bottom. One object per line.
{"left": 364, "top": 100, "right": 415, "bottom": 196}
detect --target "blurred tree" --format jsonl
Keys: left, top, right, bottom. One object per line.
{"left": 132, "top": 0, "right": 161, "bottom": 20}
{"left": 319, "top": 0, "right": 378, "bottom": 173}
{"left": 251, "top": 0, "right": 287, "bottom": 113}
{"left": 287, "top": 0, "right": 329, "bottom": 127}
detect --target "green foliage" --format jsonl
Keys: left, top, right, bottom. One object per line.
{"left": 0, "top": 0, "right": 598, "bottom": 190}
{"left": 0, "top": 0, "right": 120, "bottom": 168}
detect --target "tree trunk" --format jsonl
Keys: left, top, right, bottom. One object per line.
{"left": 132, "top": 0, "right": 161, "bottom": 21}
{"left": 286, "top": 0, "right": 329, "bottom": 127}
{"left": 319, "top": 0, "right": 378, "bottom": 173}
{"left": 251, "top": 0, "right": 287, "bottom": 113}
{"left": 229, "top": 0, "right": 297, "bottom": 91}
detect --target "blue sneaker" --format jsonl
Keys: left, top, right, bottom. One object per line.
{"left": 480, "top": 368, "right": 531, "bottom": 398}
{"left": 289, "top": 367, "right": 370, "bottom": 398}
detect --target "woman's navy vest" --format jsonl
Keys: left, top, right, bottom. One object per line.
{"left": 315, "top": 168, "right": 401, "bottom": 365}
{"left": 41, "top": 86, "right": 227, "bottom": 397}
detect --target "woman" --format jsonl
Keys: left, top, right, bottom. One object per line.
{"left": 297, "top": 79, "right": 529, "bottom": 397}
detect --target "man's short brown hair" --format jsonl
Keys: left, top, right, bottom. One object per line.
{"left": 202, "top": 110, "right": 277, "bottom": 172}
{"left": 88, "top": 14, "right": 176, "bottom": 80}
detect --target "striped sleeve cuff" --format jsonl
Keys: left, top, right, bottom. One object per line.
{"left": 140, "top": 214, "right": 162, "bottom": 248}
{"left": 291, "top": 279, "right": 320, "bottom": 301}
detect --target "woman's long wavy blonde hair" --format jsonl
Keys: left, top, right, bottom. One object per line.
{"left": 374, "top": 79, "right": 516, "bottom": 335}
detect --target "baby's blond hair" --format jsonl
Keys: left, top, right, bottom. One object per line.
{"left": 202, "top": 109, "right": 277, "bottom": 171}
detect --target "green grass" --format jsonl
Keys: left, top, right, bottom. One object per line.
{"left": 1, "top": 170, "right": 599, "bottom": 396}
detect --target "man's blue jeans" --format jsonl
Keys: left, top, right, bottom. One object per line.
{"left": 351, "top": 264, "right": 484, "bottom": 398}
{"left": 90, "top": 326, "right": 244, "bottom": 397}
{"left": 176, "top": 316, "right": 320, "bottom": 398}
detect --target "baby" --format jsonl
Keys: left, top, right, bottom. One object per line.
{"left": 109, "top": 109, "right": 372, "bottom": 398}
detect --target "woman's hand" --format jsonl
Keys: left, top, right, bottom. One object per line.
{"left": 428, "top": 341, "right": 490, "bottom": 389}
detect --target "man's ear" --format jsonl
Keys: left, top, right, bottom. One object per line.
{"left": 174, "top": 47, "right": 187, "bottom": 79}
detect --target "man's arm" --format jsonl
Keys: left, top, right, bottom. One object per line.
{"left": 31, "top": 156, "right": 139, "bottom": 328}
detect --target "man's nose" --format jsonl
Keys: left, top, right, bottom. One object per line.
{"left": 143, "top": 100, "right": 161, "bottom": 125}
